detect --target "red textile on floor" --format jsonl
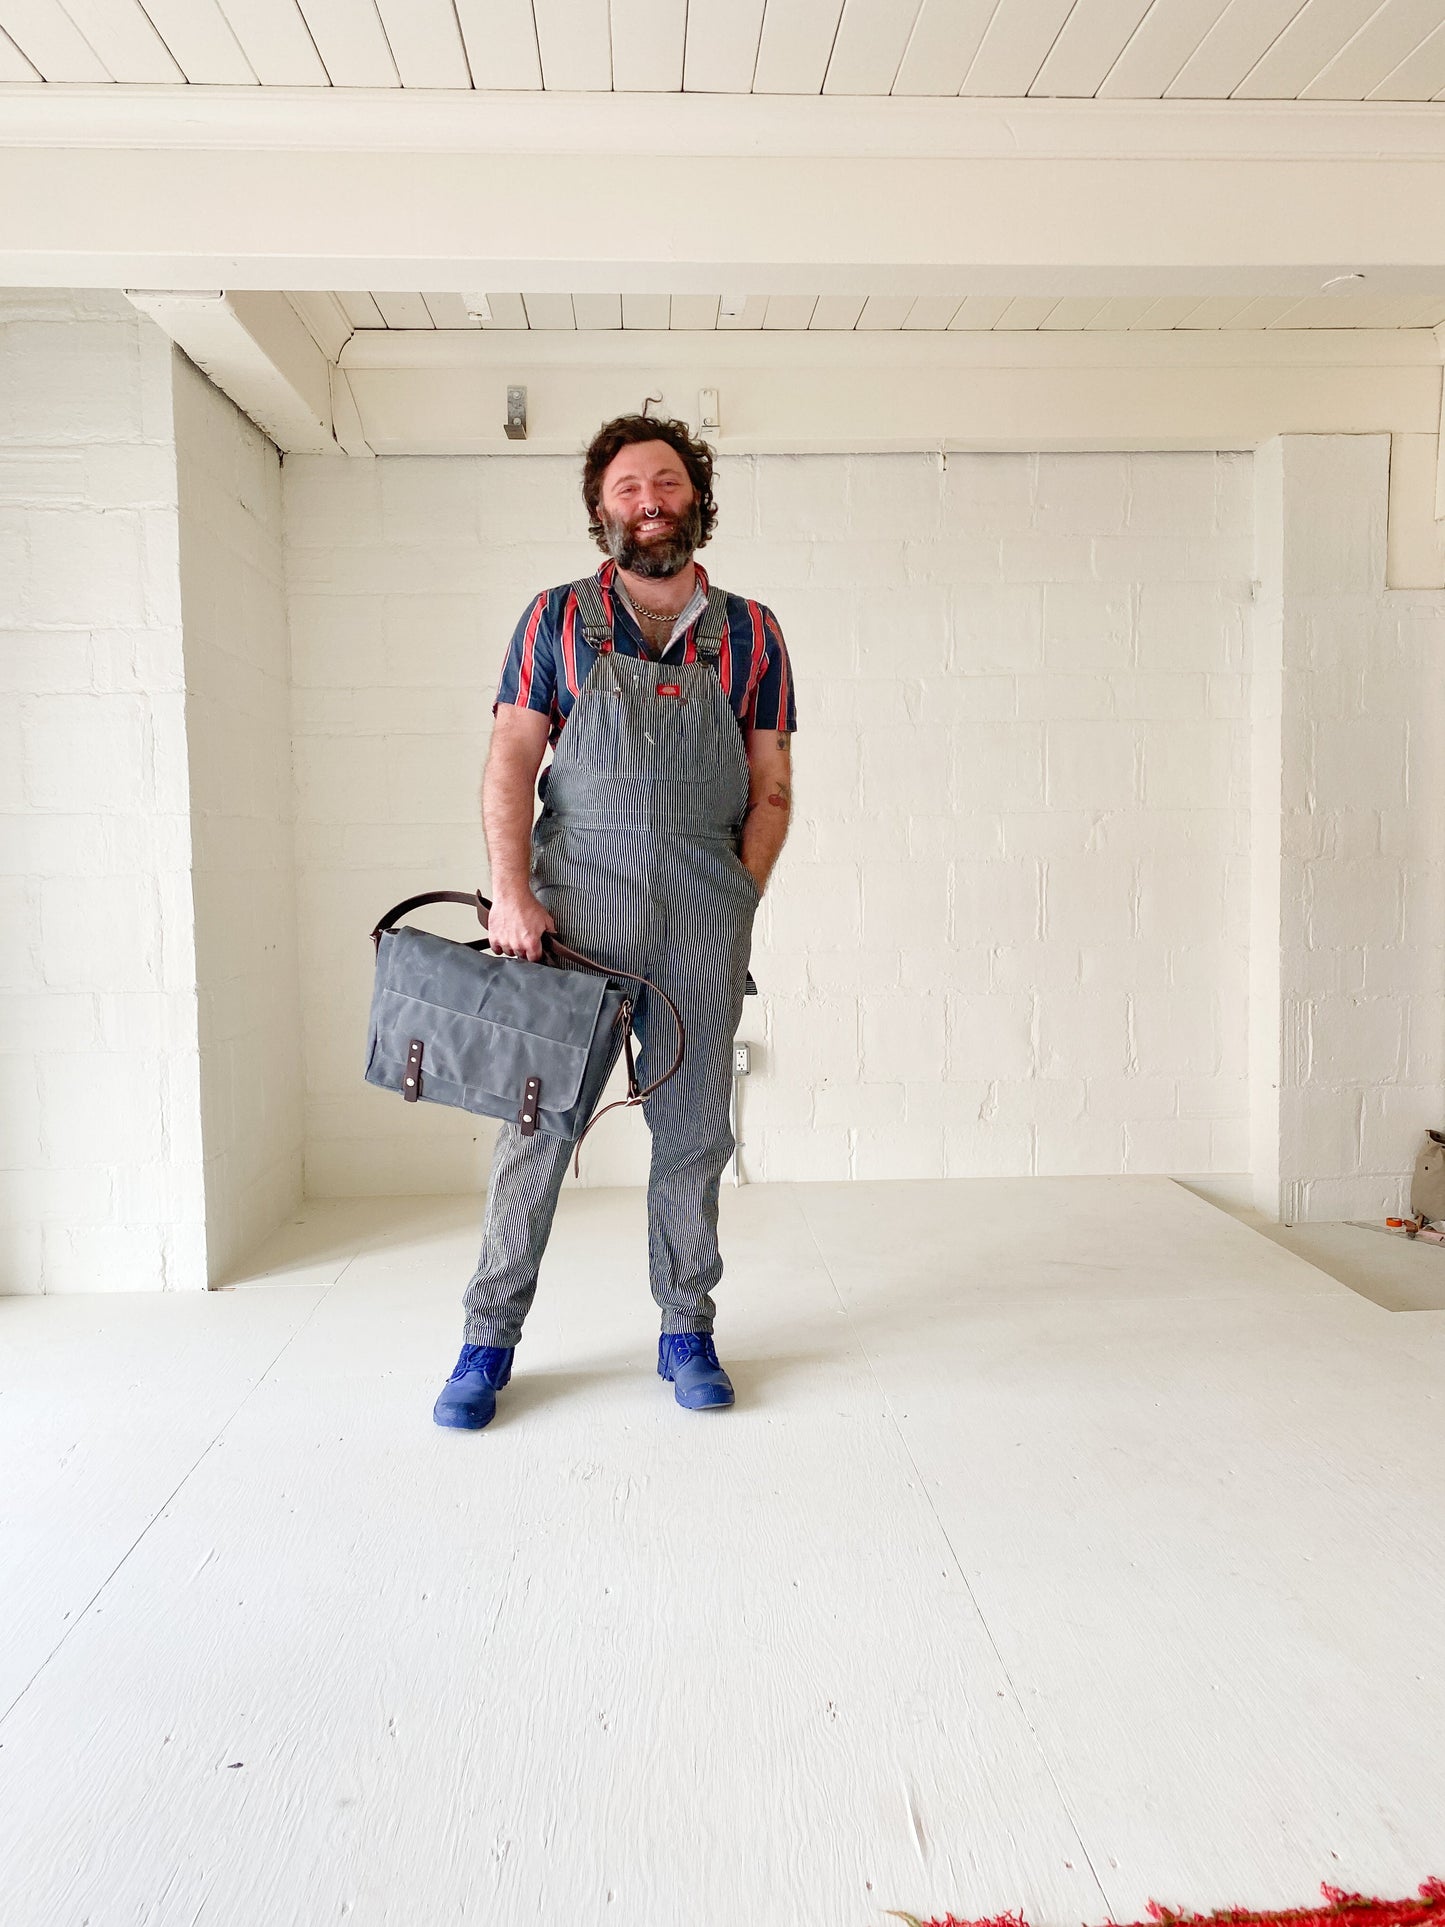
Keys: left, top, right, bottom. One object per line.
{"left": 899, "top": 1877, "right": 1445, "bottom": 1927}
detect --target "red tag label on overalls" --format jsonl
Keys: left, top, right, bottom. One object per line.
{"left": 656, "top": 683, "right": 683, "bottom": 699}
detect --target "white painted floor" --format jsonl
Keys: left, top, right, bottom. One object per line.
{"left": 3, "top": 1178, "right": 1444, "bottom": 1927}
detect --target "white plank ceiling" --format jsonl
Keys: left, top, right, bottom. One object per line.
{"left": 3, "top": 0, "right": 1445, "bottom": 97}
{"left": 329, "top": 290, "right": 1445, "bottom": 332}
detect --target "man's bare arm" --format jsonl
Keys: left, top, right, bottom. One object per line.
{"left": 739, "top": 728, "right": 793, "bottom": 896}
{"left": 482, "top": 704, "right": 556, "bottom": 960}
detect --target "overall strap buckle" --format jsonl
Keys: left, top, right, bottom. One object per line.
{"left": 570, "top": 575, "right": 614, "bottom": 653}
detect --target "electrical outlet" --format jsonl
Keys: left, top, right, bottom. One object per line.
{"left": 732, "top": 1043, "right": 751, "bottom": 1076}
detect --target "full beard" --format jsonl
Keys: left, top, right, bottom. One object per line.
{"left": 599, "top": 500, "right": 703, "bottom": 579}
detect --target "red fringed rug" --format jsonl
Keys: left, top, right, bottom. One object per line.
{"left": 889, "top": 1878, "right": 1445, "bottom": 1927}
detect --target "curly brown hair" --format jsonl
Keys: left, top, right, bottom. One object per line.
{"left": 581, "top": 412, "right": 718, "bottom": 552}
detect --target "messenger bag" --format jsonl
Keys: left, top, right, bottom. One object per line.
{"left": 364, "top": 889, "right": 684, "bottom": 1172}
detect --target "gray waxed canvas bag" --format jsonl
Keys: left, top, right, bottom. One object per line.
{"left": 365, "top": 890, "right": 683, "bottom": 1165}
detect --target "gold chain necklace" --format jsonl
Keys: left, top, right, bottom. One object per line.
{"left": 628, "top": 590, "right": 680, "bottom": 623}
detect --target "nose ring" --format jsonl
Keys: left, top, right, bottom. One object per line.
{"left": 643, "top": 505, "right": 660, "bottom": 518}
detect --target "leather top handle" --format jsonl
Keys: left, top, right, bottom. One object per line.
{"left": 369, "top": 889, "right": 687, "bottom": 1162}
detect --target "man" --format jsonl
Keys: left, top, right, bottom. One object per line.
{"left": 433, "top": 413, "right": 796, "bottom": 1431}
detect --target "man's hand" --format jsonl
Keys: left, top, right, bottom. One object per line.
{"left": 487, "top": 890, "right": 557, "bottom": 963}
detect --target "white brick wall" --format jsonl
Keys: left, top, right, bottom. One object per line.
{"left": 1251, "top": 434, "right": 1445, "bottom": 1222}
{"left": 285, "top": 447, "right": 1255, "bottom": 1193}
{"left": 0, "top": 291, "right": 206, "bottom": 1291}
{"left": 173, "top": 356, "right": 304, "bottom": 1277}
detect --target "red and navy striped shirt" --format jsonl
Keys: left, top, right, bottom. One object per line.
{"left": 493, "top": 560, "right": 797, "bottom": 745}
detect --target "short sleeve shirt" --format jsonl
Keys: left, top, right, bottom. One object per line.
{"left": 494, "top": 559, "right": 797, "bottom": 746}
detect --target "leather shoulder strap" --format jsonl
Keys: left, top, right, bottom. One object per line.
{"left": 570, "top": 575, "right": 612, "bottom": 650}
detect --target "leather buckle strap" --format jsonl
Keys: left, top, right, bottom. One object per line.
{"left": 403, "top": 1037, "right": 423, "bottom": 1101}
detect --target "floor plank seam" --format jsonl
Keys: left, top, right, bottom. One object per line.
{"left": 0, "top": 1275, "right": 343, "bottom": 1735}
{"left": 790, "top": 1187, "right": 1117, "bottom": 1922}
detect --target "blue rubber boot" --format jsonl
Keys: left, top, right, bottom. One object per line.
{"left": 658, "top": 1332, "right": 735, "bottom": 1410}
{"left": 433, "top": 1344, "right": 514, "bottom": 1430}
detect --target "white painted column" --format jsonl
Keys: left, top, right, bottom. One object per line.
{"left": 1, "top": 291, "right": 304, "bottom": 1292}
{"left": 1251, "top": 433, "right": 1445, "bottom": 1222}
{"left": 0, "top": 289, "right": 207, "bottom": 1291}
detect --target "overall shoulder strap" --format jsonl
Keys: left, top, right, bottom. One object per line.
{"left": 695, "top": 585, "right": 730, "bottom": 663}
{"left": 570, "top": 575, "right": 612, "bottom": 651}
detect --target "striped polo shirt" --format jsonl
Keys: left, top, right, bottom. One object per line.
{"left": 493, "top": 559, "right": 797, "bottom": 745}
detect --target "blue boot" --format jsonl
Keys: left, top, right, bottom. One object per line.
{"left": 433, "top": 1343, "right": 514, "bottom": 1430}
{"left": 658, "top": 1332, "right": 735, "bottom": 1410}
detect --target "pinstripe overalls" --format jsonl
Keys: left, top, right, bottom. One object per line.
{"left": 461, "top": 577, "right": 760, "bottom": 1348}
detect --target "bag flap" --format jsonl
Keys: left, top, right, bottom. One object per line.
{"left": 377, "top": 924, "right": 610, "bottom": 1046}
{"left": 374, "top": 986, "right": 597, "bottom": 1110}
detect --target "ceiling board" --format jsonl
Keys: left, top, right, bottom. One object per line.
{"left": 452, "top": 0, "right": 540, "bottom": 86}
{"left": 1131, "top": 296, "right": 1210, "bottom": 328}
{"left": 902, "top": 295, "right": 964, "bottom": 328}
{"left": 1303, "top": 0, "right": 1445, "bottom": 98}
{"left": 572, "top": 293, "right": 623, "bottom": 329}
{"left": 140, "top": 0, "right": 257, "bottom": 80}
{"left": 1167, "top": 0, "right": 1306, "bottom": 98}
{"left": 1098, "top": 0, "right": 1235, "bottom": 96}
{"left": 302, "top": 285, "right": 1445, "bottom": 336}
{"left": 0, "top": 21, "right": 37, "bottom": 71}
{"left": 964, "top": 0, "right": 1076, "bottom": 96}
{"left": 856, "top": 293, "right": 914, "bottom": 328}
{"left": 478, "top": 292, "right": 528, "bottom": 328}
{"left": 764, "top": 294, "right": 821, "bottom": 328}
{"left": 808, "top": 295, "right": 865, "bottom": 327}
{"left": 717, "top": 295, "right": 771, "bottom": 329}
{"left": 753, "top": 0, "right": 847, "bottom": 93}
{"left": 0, "top": 0, "right": 111, "bottom": 79}
{"left": 1032, "top": 0, "right": 1157, "bottom": 98}
{"left": 373, "top": 292, "right": 433, "bottom": 327}
{"left": 670, "top": 294, "right": 721, "bottom": 329}
{"left": 215, "top": 0, "right": 328, "bottom": 83}
{"left": 823, "top": 0, "right": 923, "bottom": 95}
{"left": 1173, "top": 294, "right": 1258, "bottom": 327}
{"left": 683, "top": 0, "right": 764, "bottom": 89}
{"left": 59, "top": 0, "right": 183, "bottom": 80}
{"left": 1084, "top": 297, "right": 1159, "bottom": 328}
{"left": 622, "top": 294, "right": 671, "bottom": 329}
{"left": 612, "top": 0, "right": 686, "bottom": 90}
{"left": 533, "top": 0, "right": 611, "bottom": 88}
{"left": 296, "top": 0, "right": 397, "bottom": 85}
{"left": 994, "top": 297, "right": 1060, "bottom": 329}
{"left": 522, "top": 292, "right": 577, "bottom": 329}
{"left": 1235, "top": 0, "right": 1381, "bottom": 99}
{"left": 374, "top": 0, "right": 469, "bottom": 86}
{"left": 1038, "top": 296, "right": 1113, "bottom": 328}
{"left": 338, "top": 291, "right": 386, "bottom": 327}
{"left": 949, "top": 295, "right": 1012, "bottom": 328}
{"left": 421, "top": 293, "right": 477, "bottom": 328}
{"left": 1370, "top": 17, "right": 1445, "bottom": 97}
{"left": 1218, "top": 296, "right": 1306, "bottom": 327}
{"left": 892, "top": 0, "right": 1002, "bottom": 92}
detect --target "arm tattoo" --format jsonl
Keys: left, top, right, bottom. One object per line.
{"left": 776, "top": 732, "right": 791, "bottom": 752}
{"left": 766, "top": 781, "right": 791, "bottom": 811}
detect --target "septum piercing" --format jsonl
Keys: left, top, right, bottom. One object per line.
{"left": 643, "top": 505, "right": 661, "bottom": 518}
